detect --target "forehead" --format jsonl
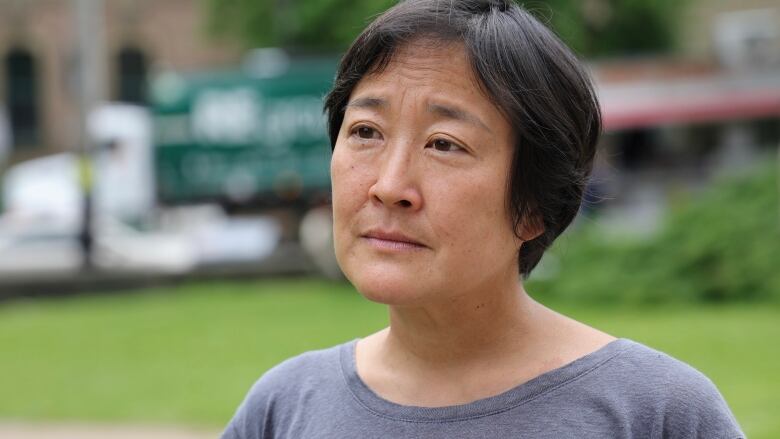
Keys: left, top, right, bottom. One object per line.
{"left": 370, "top": 41, "right": 475, "bottom": 83}
{"left": 347, "top": 41, "right": 509, "bottom": 133}
{"left": 352, "top": 41, "right": 492, "bottom": 108}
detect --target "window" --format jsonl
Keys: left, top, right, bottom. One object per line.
{"left": 4, "top": 47, "right": 40, "bottom": 148}
{"left": 116, "top": 46, "right": 148, "bottom": 104}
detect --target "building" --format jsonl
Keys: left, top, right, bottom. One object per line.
{"left": 1, "top": 0, "right": 779, "bottom": 169}
{"left": 681, "top": 0, "right": 780, "bottom": 67}
{"left": 0, "top": 0, "right": 242, "bottom": 165}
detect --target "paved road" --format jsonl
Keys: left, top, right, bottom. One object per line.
{"left": 0, "top": 423, "right": 220, "bottom": 439}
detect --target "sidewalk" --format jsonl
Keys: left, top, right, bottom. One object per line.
{"left": 0, "top": 422, "right": 220, "bottom": 439}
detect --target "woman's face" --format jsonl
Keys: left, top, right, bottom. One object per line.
{"left": 331, "top": 41, "right": 522, "bottom": 306}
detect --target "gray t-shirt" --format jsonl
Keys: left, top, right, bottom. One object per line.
{"left": 222, "top": 338, "right": 744, "bottom": 438}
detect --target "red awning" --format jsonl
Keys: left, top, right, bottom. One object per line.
{"left": 596, "top": 67, "right": 780, "bottom": 131}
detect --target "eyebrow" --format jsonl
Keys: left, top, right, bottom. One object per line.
{"left": 346, "top": 96, "right": 388, "bottom": 110}
{"left": 428, "top": 103, "right": 492, "bottom": 133}
{"left": 345, "top": 96, "right": 492, "bottom": 134}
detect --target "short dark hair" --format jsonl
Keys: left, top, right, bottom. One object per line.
{"left": 324, "top": 0, "right": 602, "bottom": 277}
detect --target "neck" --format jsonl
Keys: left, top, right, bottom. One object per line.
{"left": 355, "top": 269, "right": 616, "bottom": 408}
{"left": 382, "top": 278, "right": 542, "bottom": 371}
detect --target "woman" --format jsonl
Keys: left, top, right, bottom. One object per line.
{"left": 223, "top": 1, "right": 744, "bottom": 437}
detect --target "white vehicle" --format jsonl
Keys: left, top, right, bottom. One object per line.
{"left": 0, "top": 104, "right": 281, "bottom": 277}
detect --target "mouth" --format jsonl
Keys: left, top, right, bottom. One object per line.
{"left": 361, "top": 229, "right": 428, "bottom": 251}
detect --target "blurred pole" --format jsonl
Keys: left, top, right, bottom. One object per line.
{"left": 75, "top": 0, "right": 105, "bottom": 270}
{"left": 275, "top": 0, "right": 291, "bottom": 44}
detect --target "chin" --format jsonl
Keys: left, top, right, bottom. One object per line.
{"left": 335, "top": 238, "right": 438, "bottom": 306}
{"left": 345, "top": 266, "right": 430, "bottom": 307}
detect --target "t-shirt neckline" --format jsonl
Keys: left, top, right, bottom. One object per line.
{"left": 339, "top": 337, "right": 633, "bottom": 423}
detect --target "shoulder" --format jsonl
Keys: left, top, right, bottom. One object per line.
{"left": 221, "top": 341, "right": 351, "bottom": 439}
{"left": 598, "top": 339, "right": 744, "bottom": 438}
{"left": 608, "top": 340, "right": 725, "bottom": 399}
{"left": 244, "top": 341, "right": 347, "bottom": 407}
{"left": 606, "top": 339, "right": 712, "bottom": 384}
{"left": 255, "top": 343, "right": 344, "bottom": 390}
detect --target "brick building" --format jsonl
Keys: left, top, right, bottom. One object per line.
{"left": 0, "top": 0, "right": 241, "bottom": 164}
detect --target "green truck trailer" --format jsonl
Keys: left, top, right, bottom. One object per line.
{"left": 151, "top": 53, "right": 338, "bottom": 210}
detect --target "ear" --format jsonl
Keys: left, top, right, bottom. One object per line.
{"left": 515, "top": 215, "right": 544, "bottom": 243}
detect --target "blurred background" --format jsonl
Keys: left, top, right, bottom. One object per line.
{"left": 0, "top": 0, "right": 778, "bottom": 438}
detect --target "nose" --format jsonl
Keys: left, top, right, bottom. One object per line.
{"left": 368, "top": 145, "right": 423, "bottom": 210}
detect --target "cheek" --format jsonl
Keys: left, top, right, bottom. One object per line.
{"left": 330, "top": 144, "right": 375, "bottom": 251}
{"left": 430, "top": 176, "right": 517, "bottom": 259}
{"left": 331, "top": 147, "right": 366, "bottom": 212}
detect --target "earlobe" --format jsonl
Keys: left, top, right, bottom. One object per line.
{"left": 516, "top": 216, "right": 544, "bottom": 243}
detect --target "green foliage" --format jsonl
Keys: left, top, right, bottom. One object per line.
{"left": 529, "top": 0, "right": 682, "bottom": 57}
{"left": 203, "top": 0, "right": 396, "bottom": 50}
{"left": 0, "top": 280, "right": 777, "bottom": 437}
{"left": 529, "top": 158, "right": 780, "bottom": 304}
{"left": 203, "top": 0, "right": 684, "bottom": 56}
{"left": 0, "top": 279, "right": 386, "bottom": 426}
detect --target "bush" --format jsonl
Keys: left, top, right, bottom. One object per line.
{"left": 529, "top": 157, "right": 780, "bottom": 304}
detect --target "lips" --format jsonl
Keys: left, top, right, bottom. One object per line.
{"left": 361, "top": 229, "right": 428, "bottom": 249}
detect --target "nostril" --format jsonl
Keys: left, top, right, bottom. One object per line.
{"left": 398, "top": 200, "right": 412, "bottom": 208}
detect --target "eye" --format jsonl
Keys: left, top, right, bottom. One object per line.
{"left": 351, "top": 125, "right": 382, "bottom": 140}
{"left": 427, "top": 138, "right": 463, "bottom": 153}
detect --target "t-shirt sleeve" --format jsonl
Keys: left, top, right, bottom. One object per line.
{"left": 220, "top": 350, "right": 321, "bottom": 439}
{"left": 660, "top": 369, "right": 745, "bottom": 439}
{"left": 220, "top": 422, "right": 241, "bottom": 439}
{"left": 220, "top": 363, "right": 291, "bottom": 439}
{"left": 220, "top": 376, "right": 273, "bottom": 439}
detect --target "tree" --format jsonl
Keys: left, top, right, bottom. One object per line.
{"left": 204, "top": 0, "right": 684, "bottom": 57}
{"left": 204, "top": 0, "right": 396, "bottom": 51}
{"left": 532, "top": 0, "right": 683, "bottom": 57}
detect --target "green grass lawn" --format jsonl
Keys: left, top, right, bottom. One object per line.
{"left": 0, "top": 278, "right": 777, "bottom": 437}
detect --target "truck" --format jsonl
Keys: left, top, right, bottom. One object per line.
{"left": 152, "top": 50, "right": 338, "bottom": 210}
{"left": 0, "top": 50, "right": 343, "bottom": 278}
{"left": 150, "top": 50, "right": 342, "bottom": 276}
